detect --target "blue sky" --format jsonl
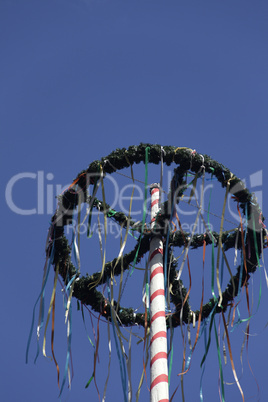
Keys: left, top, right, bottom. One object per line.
{"left": 1, "top": 1, "right": 268, "bottom": 401}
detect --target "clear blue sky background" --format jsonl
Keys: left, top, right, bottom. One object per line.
{"left": 1, "top": 1, "right": 268, "bottom": 401}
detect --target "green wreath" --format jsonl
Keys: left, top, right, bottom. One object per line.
{"left": 48, "top": 143, "right": 265, "bottom": 328}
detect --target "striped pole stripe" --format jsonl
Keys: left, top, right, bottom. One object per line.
{"left": 149, "top": 183, "right": 169, "bottom": 402}
{"left": 150, "top": 374, "right": 169, "bottom": 389}
{"left": 150, "top": 331, "right": 167, "bottom": 346}
{"left": 150, "top": 289, "right": 165, "bottom": 303}
{"left": 150, "top": 266, "right": 164, "bottom": 281}
{"left": 150, "top": 352, "right": 168, "bottom": 367}
{"left": 150, "top": 310, "right": 166, "bottom": 324}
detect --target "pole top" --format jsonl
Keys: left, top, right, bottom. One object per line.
{"left": 150, "top": 183, "right": 160, "bottom": 193}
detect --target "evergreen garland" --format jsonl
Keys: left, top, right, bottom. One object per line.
{"left": 48, "top": 143, "right": 265, "bottom": 327}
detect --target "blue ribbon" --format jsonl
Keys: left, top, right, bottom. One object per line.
{"left": 59, "top": 275, "right": 75, "bottom": 396}
{"left": 107, "top": 279, "right": 128, "bottom": 402}
{"left": 26, "top": 242, "right": 55, "bottom": 364}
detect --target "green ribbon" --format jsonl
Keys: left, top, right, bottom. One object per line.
{"left": 168, "top": 327, "right": 174, "bottom": 387}
{"left": 252, "top": 216, "right": 262, "bottom": 311}
{"left": 130, "top": 146, "right": 150, "bottom": 275}
{"left": 85, "top": 372, "right": 94, "bottom": 389}
{"left": 214, "top": 319, "right": 225, "bottom": 401}
{"left": 207, "top": 169, "right": 218, "bottom": 303}
{"left": 87, "top": 166, "right": 100, "bottom": 238}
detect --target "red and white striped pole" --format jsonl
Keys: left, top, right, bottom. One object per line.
{"left": 149, "top": 183, "right": 169, "bottom": 402}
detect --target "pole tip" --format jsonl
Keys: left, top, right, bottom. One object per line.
{"left": 150, "top": 183, "right": 160, "bottom": 193}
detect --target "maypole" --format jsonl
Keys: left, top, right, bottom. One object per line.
{"left": 149, "top": 183, "right": 169, "bottom": 402}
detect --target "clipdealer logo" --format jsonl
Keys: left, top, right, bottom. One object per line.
{"left": 5, "top": 171, "right": 63, "bottom": 215}
{"left": 4, "top": 170, "right": 141, "bottom": 216}
{"left": 5, "top": 170, "right": 263, "bottom": 226}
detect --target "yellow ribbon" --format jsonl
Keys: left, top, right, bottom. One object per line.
{"left": 216, "top": 176, "right": 232, "bottom": 307}
{"left": 42, "top": 263, "right": 59, "bottom": 358}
